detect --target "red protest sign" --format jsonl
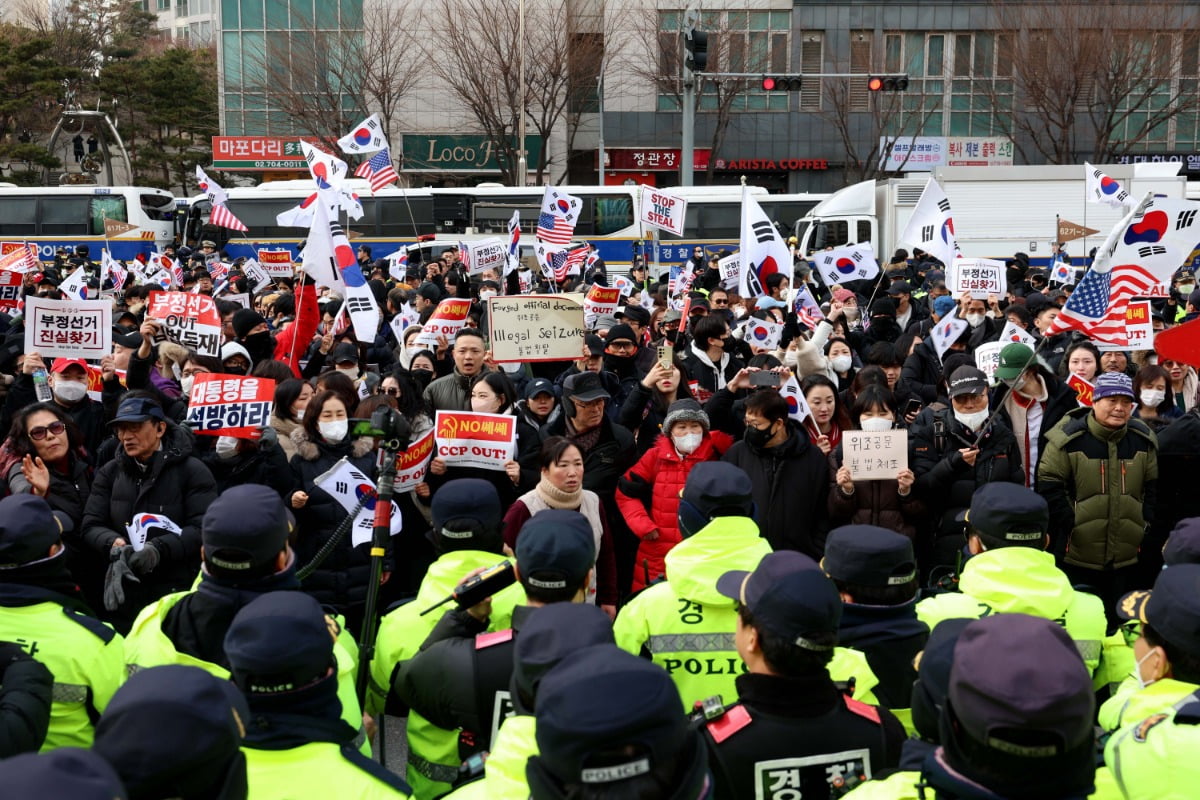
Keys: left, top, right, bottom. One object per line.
{"left": 415, "top": 298, "right": 473, "bottom": 347}
{"left": 146, "top": 292, "right": 223, "bottom": 356}
{"left": 393, "top": 429, "right": 435, "bottom": 492}
{"left": 0, "top": 270, "right": 22, "bottom": 313}
{"left": 434, "top": 411, "right": 517, "bottom": 470}
{"left": 1067, "top": 373, "right": 1094, "bottom": 407}
{"left": 184, "top": 373, "right": 275, "bottom": 437}
{"left": 257, "top": 249, "right": 294, "bottom": 278}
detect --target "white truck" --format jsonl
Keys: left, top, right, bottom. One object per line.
{"left": 795, "top": 163, "right": 1187, "bottom": 267}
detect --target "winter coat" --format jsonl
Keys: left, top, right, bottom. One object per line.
{"left": 900, "top": 339, "right": 943, "bottom": 405}
{"left": 828, "top": 445, "right": 924, "bottom": 541}
{"left": 198, "top": 440, "right": 293, "bottom": 498}
{"left": 680, "top": 342, "right": 743, "bottom": 404}
{"left": 270, "top": 415, "right": 301, "bottom": 461}
{"left": 423, "top": 366, "right": 491, "bottom": 412}
{"left": 616, "top": 431, "right": 733, "bottom": 590}
{"left": 989, "top": 368, "right": 1078, "bottom": 485}
{"left": 4, "top": 454, "right": 91, "bottom": 531}
{"left": 722, "top": 422, "right": 830, "bottom": 558}
{"left": 288, "top": 429, "right": 387, "bottom": 614}
{"left": 520, "top": 414, "right": 637, "bottom": 500}
{"left": 1037, "top": 407, "right": 1158, "bottom": 570}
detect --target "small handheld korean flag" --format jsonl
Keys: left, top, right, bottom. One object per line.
{"left": 780, "top": 373, "right": 812, "bottom": 424}
{"left": 59, "top": 265, "right": 88, "bottom": 300}
{"left": 744, "top": 317, "right": 783, "bottom": 351}
{"left": 125, "top": 513, "right": 183, "bottom": 552}
{"left": 815, "top": 243, "right": 880, "bottom": 286}
{"left": 1051, "top": 260, "right": 1076, "bottom": 285}
{"left": 930, "top": 309, "right": 969, "bottom": 362}
{"left": 312, "top": 457, "right": 403, "bottom": 546}
{"left": 999, "top": 318, "right": 1037, "bottom": 348}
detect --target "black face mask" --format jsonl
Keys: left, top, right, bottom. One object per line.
{"left": 603, "top": 351, "right": 637, "bottom": 376}
{"left": 744, "top": 422, "right": 776, "bottom": 449}
{"left": 410, "top": 368, "right": 434, "bottom": 389}
{"left": 242, "top": 330, "right": 275, "bottom": 363}
{"left": 224, "top": 365, "right": 248, "bottom": 376}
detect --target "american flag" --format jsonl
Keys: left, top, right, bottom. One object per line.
{"left": 209, "top": 203, "right": 248, "bottom": 232}
{"left": 331, "top": 301, "right": 350, "bottom": 336}
{"left": 103, "top": 251, "right": 127, "bottom": 291}
{"left": 792, "top": 282, "right": 825, "bottom": 330}
{"left": 563, "top": 245, "right": 588, "bottom": 278}
{"left": 354, "top": 148, "right": 398, "bottom": 192}
{"left": 1045, "top": 262, "right": 1157, "bottom": 345}
{"left": 536, "top": 187, "right": 580, "bottom": 245}
{"left": 207, "top": 259, "right": 229, "bottom": 284}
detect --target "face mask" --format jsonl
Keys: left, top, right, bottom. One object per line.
{"left": 479, "top": 290, "right": 497, "bottom": 301}
{"left": 471, "top": 397, "right": 499, "bottom": 413}
{"left": 180, "top": 375, "right": 195, "bottom": 397}
{"left": 830, "top": 355, "right": 853, "bottom": 373}
{"left": 52, "top": 380, "right": 87, "bottom": 403}
{"left": 844, "top": 307, "right": 861, "bottom": 321}
{"left": 783, "top": 349, "right": 800, "bottom": 368}
{"left": 294, "top": 408, "right": 305, "bottom": 422}
{"left": 860, "top": 417, "right": 893, "bottom": 432}
{"left": 335, "top": 367, "right": 359, "bottom": 381}
{"left": 318, "top": 419, "right": 348, "bottom": 442}
{"left": 954, "top": 408, "right": 989, "bottom": 432}
{"left": 731, "top": 305, "right": 747, "bottom": 319}
{"left": 1179, "top": 282, "right": 1196, "bottom": 295}
{"left": 215, "top": 435, "right": 239, "bottom": 460}
{"left": 410, "top": 368, "right": 433, "bottom": 387}
{"left": 1140, "top": 389, "right": 1166, "bottom": 408}
{"left": 171, "top": 363, "right": 182, "bottom": 381}
{"left": 965, "top": 313, "right": 986, "bottom": 328}
{"left": 500, "top": 360, "right": 523, "bottom": 375}
{"left": 744, "top": 423, "right": 776, "bottom": 449}
{"left": 673, "top": 432, "right": 703, "bottom": 455}
{"left": 1131, "top": 647, "right": 1159, "bottom": 690}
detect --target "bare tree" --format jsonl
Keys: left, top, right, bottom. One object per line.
{"left": 822, "top": 76, "right": 940, "bottom": 184}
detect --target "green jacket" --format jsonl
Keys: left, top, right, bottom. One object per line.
{"left": 916, "top": 548, "right": 1105, "bottom": 674}
{"left": 1098, "top": 677, "right": 1199, "bottom": 732}
{"left": 1037, "top": 407, "right": 1157, "bottom": 569}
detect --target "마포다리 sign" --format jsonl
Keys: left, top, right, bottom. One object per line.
{"left": 24, "top": 296, "right": 112, "bottom": 360}
{"left": 184, "top": 373, "right": 275, "bottom": 438}
{"left": 488, "top": 295, "right": 585, "bottom": 362}
{"left": 842, "top": 429, "right": 908, "bottom": 481}
{"left": 435, "top": 411, "right": 517, "bottom": 471}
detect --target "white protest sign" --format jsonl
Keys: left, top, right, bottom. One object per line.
{"left": 718, "top": 252, "right": 741, "bottom": 290}
{"left": 951, "top": 258, "right": 1005, "bottom": 298}
{"left": 392, "top": 430, "right": 435, "bottom": 493}
{"left": 414, "top": 298, "right": 473, "bottom": 347}
{"left": 1097, "top": 300, "right": 1154, "bottom": 352}
{"left": 462, "top": 238, "right": 508, "bottom": 276}
{"left": 241, "top": 258, "right": 274, "bottom": 292}
{"left": 256, "top": 249, "right": 294, "bottom": 278}
{"left": 842, "top": 429, "right": 908, "bottom": 481}
{"left": 974, "top": 341, "right": 1004, "bottom": 384}
{"left": 488, "top": 295, "right": 585, "bottom": 362}
{"left": 24, "top": 297, "right": 112, "bottom": 359}
{"left": 639, "top": 187, "right": 687, "bottom": 236}
{"left": 434, "top": 411, "right": 518, "bottom": 471}
{"left": 225, "top": 292, "right": 251, "bottom": 308}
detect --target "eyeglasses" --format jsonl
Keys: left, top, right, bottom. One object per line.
{"left": 1120, "top": 620, "right": 1142, "bottom": 648}
{"left": 383, "top": 387, "right": 400, "bottom": 397}
{"left": 711, "top": 299, "right": 729, "bottom": 306}
{"left": 29, "top": 421, "right": 66, "bottom": 441}
{"left": 607, "top": 341, "right": 637, "bottom": 352}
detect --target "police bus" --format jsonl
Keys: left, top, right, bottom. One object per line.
{"left": 0, "top": 185, "right": 176, "bottom": 261}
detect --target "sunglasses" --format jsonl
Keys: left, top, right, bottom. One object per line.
{"left": 383, "top": 387, "right": 400, "bottom": 397}
{"left": 29, "top": 421, "right": 66, "bottom": 441}
{"left": 1120, "top": 620, "right": 1142, "bottom": 648}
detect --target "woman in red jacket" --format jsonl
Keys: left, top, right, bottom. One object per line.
{"left": 616, "top": 399, "right": 733, "bottom": 591}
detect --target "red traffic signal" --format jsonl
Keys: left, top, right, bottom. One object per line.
{"left": 761, "top": 75, "right": 803, "bottom": 91}
{"left": 868, "top": 77, "right": 883, "bottom": 91}
{"left": 868, "top": 74, "right": 909, "bottom": 92}
{"left": 762, "top": 76, "right": 776, "bottom": 91}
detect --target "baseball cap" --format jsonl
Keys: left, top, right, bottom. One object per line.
{"left": 832, "top": 288, "right": 857, "bottom": 304}
{"left": 516, "top": 509, "right": 595, "bottom": 594}
{"left": 202, "top": 485, "right": 293, "bottom": 581}
{"left": 887, "top": 280, "right": 914, "bottom": 296}
{"left": 615, "top": 305, "right": 650, "bottom": 326}
{"left": 583, "top": 334, "right": 605, "bottom": 357}
{"left": 0, "top": 495, "right": 71, "bottom": 569}
{"left": 932, "top": 295, "right": 957, "bottom": 318}
{"left": 50, "top": 357, "right": 87, "bottom": 374}
{"left": 111, "top": 327, "right": 144, "bottom": 350}
{"left": 1163, "top": 518, "right": 1200, "bottom": 567}
{"left": 755, "top": 297, "right": 787, "bottom": 311}
{"left": 563, "top": 371, "right": 610, "bottom": 403}
{"left": 965, "top": 483, "right": 1048, "bottom": 547}
{"left": 200, "top": 240, "right": 217, "bottom": 248}
{"left": 224, "top": 592, "right": 337, "bottom": 695}
{"left": 330, "top": 342, "right": 359, "bottom": 366}
{"left": 1117, "top": 563, "right": 1200, "bottom": 660}
{"left": 1092, "top": 371, "right": 1134, "bottom": 401}
{"left": 947, "top": 366, "right": 989, "bottom": 398}
{"left": 715, "top": 551, "right": 842, "bottom": 650}
{"left": 994, "top": 343, "right": 1036, "bottom": 383}
{"left": 109, "top": 395, "right": 168, "bottom": 425}
{"left": 511, "top": 604, "right": 615, "bottom": 714}
{"left": 662, "top": 309, "right": 683, "bottom": 324}
{"left": 428, "top": 479, "right": 504, "bottom": 554}
{"left": 525, "top": 377, "right": 556, "bottom": 400}
{"left": 592, "top": 313, "right": 619, "bottom": 332}
{"left": 416, "top": 282, "right": 442, "bottom": 302}
{"left": 910, "top": 618, "right": 973, "bottom": 742}
{"left": 0, "top": 749, "right": 128, "bottom": 800}
{"left": 822, "top": 525, "right": 917, "bottom": 587}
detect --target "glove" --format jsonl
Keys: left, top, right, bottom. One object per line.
{"left": 127, "top": 544, "right": 160, "bottom": 575}
{"left": 103, "top": 545, "right": 139, "bottom": 611}
{"left": 0, "top": 642, "right": 30, "bottom": 670}
{"left": 257, "top": 425, "right": 278, "bottom": 450}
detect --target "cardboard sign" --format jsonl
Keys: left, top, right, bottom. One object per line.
{"left": 224, "top": 292, "right": 251, "bottom": 308}
{"left": 434, "top": 411, "right": 517, "bottom": 470}
{"left": 24, "top": 297, "right": 112, "bottom": 359}
{"left": 974, "top": 341, "right": 1003, "bottom": 384}
{"left": 415, "top": 298, "right": 472, "bottom": 347}
{"left": 639, "top": 187, "right": 687, "bottom": 236}
{"left": 462, "top": 238, "right": 508, "bottom": 276}
{"left": 1096, "top": 300, "right": 1153, "bottom": 352}
{"left": 1067, "top": 373, "right": 1094, "bottom": 407}
{"left": 184, "top": 373, "right": 275, "bottom": 437}
{"left": 0, "top": 270, "right": 22, "bottom": 313}
{"left": 842, "top": 429, "right": 908, "bottom": 481}
{"left": 147, "top": 292, "right": 223, "bottom": 356}
{"left": 392, "top": 429, "right": 435, "bottom": 492}
{"left": 488, "top": 295, "right": 585, "bottom": 362}
{"left": 951, "top": 258, "right": 1005, "bottom": 298}
{"left": 583, "top": 285, "right": 621, "bottom": 328}
{"left": 257, "top": 249, "right": 294, "bottom": 278}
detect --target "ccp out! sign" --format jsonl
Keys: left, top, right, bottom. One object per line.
{"left": 434, "top": 411, "right": 517, "bottom": 471}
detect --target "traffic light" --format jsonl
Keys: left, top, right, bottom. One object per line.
{"left": 868, "top": 74, "right": 910, "bottom": 92}
{"left": 761, "top": 75, "right": 803, "bottom": 91}
{"left": 684, "top": 29, "right": 708, "bottom": 73}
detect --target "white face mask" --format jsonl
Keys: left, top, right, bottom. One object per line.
{"left": 180, "top": 375, "right": 195, "bottom": 397}
{"left": 52, "top": 380, "right": 88, "bottom": 403}
{"left": 1140, "top": 389, "right": 1166, "bottom": 408}
{"left": 965, "top": 313, "right": 986, "bottom": 328}
{"left": 860, "top": 417, "right": 893, "bottom": 432}
{"left": 673, "top": 432, "right": 703, "bottom": 455}
{"left": 294, "top": 408, "right": 305, "bottom": 422}
{"left": 830, "top": 355, "right": 853, "bottom": 373}
{"left": 954, "top": 408, "right": 990, "bottom": 432}
{"left": 843, "top": 307, "right": 861, "bottom": 321}
{"left": 1131, "top": 647, "right": 1159, "bottom": 690}
{"left": 471, "top": 397, "right": 499, "bottom": 413}
{"left": 215, "top": 435, "right": 239, "bottom": 460}
{"left": 479, "top": 290, "right": 497, "bottom": 301}
{"left": 1178, "top": 282, "right": 1196, "bottom": 295}
{"left": 731, "top": 305, "right": 747, "bottom": 319}
{"left": 318, "top": 419, "right": 348, "bottom": 442}
{"left": 335, "top": 367, "right": 358, "bottom": 381}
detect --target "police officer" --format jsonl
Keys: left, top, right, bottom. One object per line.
{"left": 0, "top": 494, "right": 124, "bottom": 749}
{"left": 92, "top": 664, "right": 249, "bottom": 799}
{"left": 442, "top": 603, "right": 615, "bottom": 799}
{"left": 699, "top": 551, "right": 904, "bottom": 799}
{"left": 0, "top": 641, "right": 51, "bottom": 756}
{"left": 121, "top": 484, "right": 368, "bottom": 752}
{"left": 822, "top": 526, "right": 928, "bottom": 724}
{"left": 526, "top": 644, "right": 711, "bottom": 800}
{"left": 224, "top": 592, "right": 412, "bottom": 799}
{"left": 395, "top": 509, "right": 597, "bottom": 767}
{"left": 1105, "top": 688, "right": 1200, "bottom": 799}
{"left": 916, "top": 483, "right": 1106, "bottom": 678}
{"left": 370, "top": 479, "right": 524, "bottom": 799}
{"left": 0, "top": 747, "right": 128, "bottom": 798}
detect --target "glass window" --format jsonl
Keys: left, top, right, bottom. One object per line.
{"left": 242, "top": 32, "right": 265, "bottom": 85}
{"left": 240, "top": 0, "right": 263, "bottom": 29}
{"left": 659, "top": 10, "right": 678, "bottom": 31}
{"left": 927, "top": 35, "right": 943, "bottom": 77}
{"left": 40, "top": 196, "right": 91, "bottom": 235}
{"left": 0, "top": 198, "right": 36, "bottom": 236}
{"left": 593, "top": 197, "right": 634, "bottom": 235}
{"left": 374, "top": 197, "right": 435, "bottom": 235}
{"left": 974, "top": 33, "right": 993, "bottom": 77}
{"left": 885, "top": 34, "right": 902, "bottom": 73}
{"left": 341, "top": 0, "right": 361, "bottom": 28}
{"left": 749, "top": 11, "right": 769, "bottom": 31}
{"left": 770, "top": 11, "right": 790, "bottom": 29}
{"left": 244, "top": 110, "right": 267, "bottom": 135}
{"left": 222, "top": 33, "right": 241, "bottom": 86}
{"left": 315, "top": 0, "right": 337, "bottom": 28}
{"left": 265, "top": 0, "right": 287, "bottom": 28}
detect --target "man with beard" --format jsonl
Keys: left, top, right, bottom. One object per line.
{"left": 228, "top": 270, "right": 319, "bottom": 378}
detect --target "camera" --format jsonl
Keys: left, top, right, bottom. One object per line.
{"left": 349, "top": 406, "right": 411, "bottom": 449}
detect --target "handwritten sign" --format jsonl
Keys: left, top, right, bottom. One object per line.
{"left": 392, "top": 429, "right": 435, "bottom": 492}
{"left": 842, "top": 429, "right": 908, "bottom": 481}
{"left": 434, "top": 411, "right": 517, "bottom": 471}
{"left": 974, "top": 341, "right": 1003, "bottom": 384}
{"left": 415, "top": 298, "right": 473, "bottom": 347}
{"left": 25, "top": 297, "right": 112, "bottom": 359}
{"left": 488, "top": 295, "right": 585, "bottom": 362}
{"left": 147, "top": 292, "right": 223, "bottom": 356}
{"left": 184, "top": 373, "right": 275, "bottom": 437}
{"left": 639, "top": 187, "right": 687, "bottom": 236}
{"left": 256, "top": 249, "right": 293, "bottom": 278}
{"left": 462, "top": 238, "right": 508, "bottom": 276}
{"left": 1096, "top": 300, "right": 1153, "bottom": 352}
{"left": 951, "top": 258, "right": 1005, "bottom": 298}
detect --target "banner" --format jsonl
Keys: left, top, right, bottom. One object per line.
{"left": 0, "top": 269, "right": 21, "bottom": 313}
{"left": 461, "top": 238, "right": 508, "bottom": 276}
{"left": 84, "top": 365, "right": 125, "bottom": 401}
{"left": 1057, "top": 218, "right": 1100, "bottom": 243}
{"left": 842, "top": 430, "right": 908, "bottom": 481}
{"left": 639, "top": 187, "right": 687, "bottom": 236}
{"left": 583, "top": 285, "right": 621, "bottom": 329}
{"left": 814, "top": 243, "right": 880, "bottom": 286}
{"left": 146, "top": 292, "right": 223, "bottom": 356}
{"left": 257, "top": 249, "right": 294, "bottom": 278}
{"left": 312, "top": 457, "right": 403, "bottom": 547}
{"left": 392, "top": 429, "right": 435, "bottom": 493}
{"left": 434, "top": 411, "right": 517, "bottom": 470}
{"left": 414, "top": 298, "right": 473, "bottom": 346}
{"left": 950, "top": 258, "right": 1005, "bottom": 298}
{"left": 184, "top": 373, "right": 275, "bottom": 437}
{"left": 1096, "top": 300, "right": 1153, "bottom": 352}
{"left": 24, "top": 297, "right": 112, "bottom": 359}
{"left": 488, "top": 295, "right": 585, "bottom": 362}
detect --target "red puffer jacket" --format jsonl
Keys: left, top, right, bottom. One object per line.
{"left": 616, "top": 430, "right": 733, "bottom": 591}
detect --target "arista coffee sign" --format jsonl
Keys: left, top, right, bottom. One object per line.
{"left": 716, "top": 158, "right": 829, "bottom": 171}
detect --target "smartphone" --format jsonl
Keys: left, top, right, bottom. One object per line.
{"left": 750, "top": 370, "right": 782, "bottom": 388}
{"left": 904, "top": 398, "right": 924, "bottom": 417}
{"left": 657, "top": 343, "right": 674, "bottom": 370}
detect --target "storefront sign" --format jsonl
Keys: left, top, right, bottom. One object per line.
{"left": 715, "top": 158, "right": 828, "bottom": 171}
{"left": 599, "top": 148, "right": 711, "bottom": 172}
{"left": 879, "top": 137, "right": 1014, "bottom": 170}
{"left": 400, "top": 134, "right": 544, "bottom": 173}
{"left": 211, "top": 136, "right": 327, "bottom": 171}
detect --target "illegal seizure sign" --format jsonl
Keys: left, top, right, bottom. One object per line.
{"left": 488, "top": 295, "right": 585, "bottom": 362}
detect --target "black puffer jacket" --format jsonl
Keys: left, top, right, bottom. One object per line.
{"left": 521, "top": 413, "right": 637, "bottom": 498}
{"left": 198, "top": 440, "right": 293, "bottom": 497}
{"left": 288, "top": 429, "right": 387, "bottom": 615}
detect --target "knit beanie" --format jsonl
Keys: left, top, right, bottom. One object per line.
{"left": 663, "top": 399, "right": 709, "bottom": 436}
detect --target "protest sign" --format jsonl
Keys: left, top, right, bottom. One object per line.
{"left": 241, "top": 258, "right": 274, "bottom": 292}
{"left": 312, "top": 457, "right": 403, "bottom": 546}
{"left": 84, "top": 364, "right": 125, "bottom": 401}
{"left": 668, "top": 264, "right": 695, "bottom": 298}
{"left": 24, "top": 297, "right": 112, "bottom": 359}
{"left": 842, "top": 429, "right": 908, "bottom": 481}
{"left": 639, "top": 187, "right": 687, "bottom": 236}
{"left": 489, "top": 295, "right": 585, "bottom": 362}
{"left": 718, "top": 252, "right": 741, "bottom": 290}
{"left": 392, "top": 429, "right": 436, "bottom": 493}
{"left": 435, "top": 411, "right": 517, "bottom": 470}
{"left": 147, "top": 292, "right": 223, "bottom": 356}
{"left": 415, "top": 298, "right": 472, "bottom": 347}
{"left": 583, "top": 285, "right": 621, "bottom": 328}
{"left": 1096, "top": 300, "right": 1153, "bottom": 352}
{"left": 951, "top": 258, "right": 1005, "bottom": 298}
{"left": 184, "top": 373, "right": 275, "bottom": 437}
{"left": 461, "top": 238, "right": 508, "bottom": 276}
{"left": 1067, "top": 373, "right": 1094, "bottom": 407}
{"left": 974, "top": 341, "right": 1003, "bottom": 383}
{"left": 257, "top": 249, "right": 294, "bottom": 278}
{"left": 0, "top": 269, "right": 22, "bottom": 313}
{"left": 224, "top": 292, "right": 251, "bottom": 308}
